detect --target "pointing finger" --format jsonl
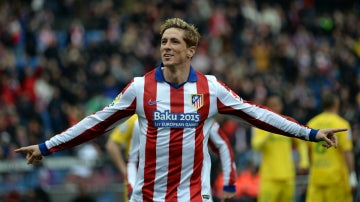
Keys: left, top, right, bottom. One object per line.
{"left": 14, "top": 147, "right": 28, "bottom": 153}
{"left": 330, "top": 128, "right": 347, "bottom": 133}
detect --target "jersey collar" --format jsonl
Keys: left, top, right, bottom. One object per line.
{"left": 155, "top": 63, "right": 198, "bottom": 88}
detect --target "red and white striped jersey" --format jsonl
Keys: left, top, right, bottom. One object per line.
{"left": 127, "top": 119, "right": 237, "bottom": 198}
{"left": 39, "top": 66, "right": 315, "bottom": 202}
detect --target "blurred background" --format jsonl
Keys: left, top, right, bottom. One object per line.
{"left": 0, "top": 0, "right": 359, "bottom": 201}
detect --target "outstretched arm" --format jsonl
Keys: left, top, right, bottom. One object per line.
{"left": 214, "top": 78, "right": 346, "bottom": 149}
{"left": 15, "top": 82, "right": 138, "bottom": 164}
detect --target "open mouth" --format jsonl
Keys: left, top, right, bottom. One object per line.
{"left": 163, "top": 54, "right": 173, "bottom": 58}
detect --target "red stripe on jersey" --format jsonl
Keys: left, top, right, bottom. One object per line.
{"left": 190, "top": 73, "right": 210, "bottom": 201}
{"left": 49, "top": 100, "right": 136, "bottom": 153}
{"left": 142, "top": 70, "right": 158, "bottom": 201}
{"left": 165, "top": 86, "right": 184, "bottom": 202}
{"left": 216, "top": 127, "right": 236, "bottom": 186}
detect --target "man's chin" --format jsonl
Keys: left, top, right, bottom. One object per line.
{"left": 162, "top": 61, "right": 174, "bottom": 67}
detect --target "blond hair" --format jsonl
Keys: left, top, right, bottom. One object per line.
{"left": 160, "top": 18, "right": 200, "bottom": 48}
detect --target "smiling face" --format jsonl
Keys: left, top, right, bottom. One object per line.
{"left": 160, "top": 28, "right": 195, "bottom": 68}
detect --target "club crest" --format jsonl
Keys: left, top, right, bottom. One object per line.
{"left": 191, "top": 94, "right": 203, "bottom": 109}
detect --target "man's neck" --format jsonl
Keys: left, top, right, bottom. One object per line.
{"left": 162, "top": 65, "right": 190, "bottom": 85}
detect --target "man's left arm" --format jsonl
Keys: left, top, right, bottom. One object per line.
{"left": 214, "top": 77, "right": 345, "bottom": 148}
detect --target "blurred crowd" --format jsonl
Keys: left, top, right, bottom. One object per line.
{"left": 1, "top": 0, "right": 360, "bottom": 201}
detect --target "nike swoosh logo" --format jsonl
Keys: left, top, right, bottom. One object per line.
{"left": 148, "top": 100, "right": 161, "bottom": 105}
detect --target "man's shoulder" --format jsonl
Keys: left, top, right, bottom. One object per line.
{"left": 320, "top": 113, "right": 348, "bottom": 123}
{"left": 131, "top": 70, "right": 154, "bottom": 83}
{"left": 200, "top": 74, "right": 217, "bottom": 82}
{"left": 308, "top": 113, "right": 349, "bottom": 127}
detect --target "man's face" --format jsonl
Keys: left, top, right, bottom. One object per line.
{"left": 160, "top": 28, "right": 192, "bottom": 67}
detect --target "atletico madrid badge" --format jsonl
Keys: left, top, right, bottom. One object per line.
{"left": 191, "top": 94, "right": 203, "bottom": 109}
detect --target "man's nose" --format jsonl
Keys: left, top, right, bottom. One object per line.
{"left": 163, "top": 42, "right": 172, "bottom": 49}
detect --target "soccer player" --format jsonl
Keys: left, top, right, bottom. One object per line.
{"left": 105, "top": 114, "right": 139, "bottom": 201}
{"left": 15, "top": 18, "right": 346, "bottom": 202}
{"left": 106, "top": 115, "right": 236, "bottom": 201}
{"left": 251, "top": 94, "right": 309, "bottom": 202}
{"left": 305, "top": 92, "right": 357, "bottom": 202}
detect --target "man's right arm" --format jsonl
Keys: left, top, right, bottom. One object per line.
{"left": 15, "top": 80, "right": 138, "bottom": 163}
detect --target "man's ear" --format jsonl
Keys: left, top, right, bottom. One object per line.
{"left": 187, "top": 46, "right": 196, "bottom": 58}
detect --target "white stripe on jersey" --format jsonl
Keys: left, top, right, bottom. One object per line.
{"left": 178, "top": 82, "right": 203, "bottom": 201}
{"left": 200, "top": 118, "right": 213, "bottom": 199}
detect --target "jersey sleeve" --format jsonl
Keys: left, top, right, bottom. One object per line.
{"left": 212, "top": 77, "right": 315, "bottom": 141}
{"left": 39, "top": 80, "right": 138, "bottom": 156}
{"left": 209, "top": 121, "right": 237, "bottom": 192}
{"left": 127, "top": 119, "right": 140, "bottom": 188}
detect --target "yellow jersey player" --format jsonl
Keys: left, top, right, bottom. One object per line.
{"left": 306, "top": 92, "right": 357, "bottom": 202}
{"left": 105, "top": 114, "right": 139, "bottom": 201}
{"left": 251, "top": 94, "right": 309, "bottom": 202}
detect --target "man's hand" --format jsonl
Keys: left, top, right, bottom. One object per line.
{"left": 14, "top": 145, "right": 43, "bottom": 165}
{"left": 221, "top": 191, "right": 235, "bottom": 202}
{"left": 315, "top": 128, "right": 347, "bottom": 148}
